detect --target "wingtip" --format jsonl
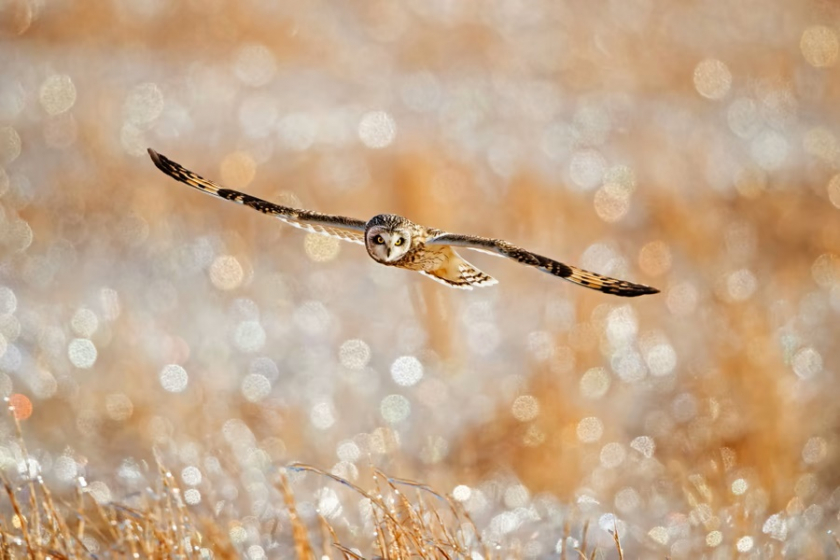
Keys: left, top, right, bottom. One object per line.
{"left": 147, "top": 148, "right": 162, "bottom": 166}
{"left": 631, "top": 285, "right": 660, "bottom": 297}
{"left": 604, "top": 281, "right": 661, "bottom": 297}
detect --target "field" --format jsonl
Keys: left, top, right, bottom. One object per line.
{"left": 1, "top": 1, "right": 840, "bottom": 558}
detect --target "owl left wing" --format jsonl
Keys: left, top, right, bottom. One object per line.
{"left": 424, "top": 232, "right": 659, "bottom": 297}
{"left": 148, "top": 149, "right": 367, "bottom": 244}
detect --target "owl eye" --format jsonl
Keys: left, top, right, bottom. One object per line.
{"left": 394, "top": 238, "right": 404, "bottom": 246}
{"left": 375, "top": 235, "right": 384, "bottom": 244}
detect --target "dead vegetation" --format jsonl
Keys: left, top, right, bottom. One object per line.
{"left": 0, "top": 405, "right": 630, "bottom": 559}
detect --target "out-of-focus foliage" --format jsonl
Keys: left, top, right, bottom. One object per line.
{"left": 1, "top": 0, "right": 840, "bottom": 557}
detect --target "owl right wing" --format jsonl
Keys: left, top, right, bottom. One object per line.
{"left": 424, "top": 232, "right": 659, "bottom": 297}
{"left": 148, "top": 149, "right": 367, "bottom": 245}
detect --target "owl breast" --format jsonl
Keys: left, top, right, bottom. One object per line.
{"left": 389, "top": 227, "right": 447, "bottom": 271}
{"left": 395, "top": 247, "right": 447, "bottom": 271}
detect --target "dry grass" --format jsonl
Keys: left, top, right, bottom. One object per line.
{"left": 0, "top": 407, "right": 206, "bottom": 559}
{"left": 0, "top": 406, "right": 631, "bottom": 560}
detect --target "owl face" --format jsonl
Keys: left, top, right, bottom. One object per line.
{"left": 365, "top": 224, "right": 413, "bottom": 263}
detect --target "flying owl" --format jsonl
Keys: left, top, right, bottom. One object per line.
{"left": 148, "top": 149, "right": 659, "bottom": 297}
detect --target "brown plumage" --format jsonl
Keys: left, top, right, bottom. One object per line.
{"left": 148, "top": 149, "right": 659, "bottom": 297}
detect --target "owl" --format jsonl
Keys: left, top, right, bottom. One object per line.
{"left": 148, "top": 149, "right": 659, "bottom": 297}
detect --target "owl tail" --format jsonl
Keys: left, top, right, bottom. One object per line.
{"left": 563, "top": 264, "right": 659, "bottom": 297}
{"left": 421, "top": 251, "right": 498, "bottom": 290}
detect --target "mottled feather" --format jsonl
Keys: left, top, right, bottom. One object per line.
{"left": 147, "top": 149, "right": 367, "bottom": 244}
{"left": 424, "top": 232, "right": 658, "bottom": 297}
{"left": 419, "top": 247, "right": 497, "bottom": 289}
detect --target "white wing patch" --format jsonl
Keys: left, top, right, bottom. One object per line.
{"left": 279, "top": 219, "right": 365, "bottom": 245}
{"left": 420, "top": 271, "right": 475, "bottom": 290}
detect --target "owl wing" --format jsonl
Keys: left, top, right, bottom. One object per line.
{"left": 148, "top": 149, "right": 367, "bottom": 244}
{"left": 418, "top": 246, "right": 498, "bottom": 290}
{"left": 424, "top": 232, "right": 659, "bottom": 297}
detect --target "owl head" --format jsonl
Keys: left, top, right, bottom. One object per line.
{"left": 365, "top": 214, "right": 413, "bottom": 263}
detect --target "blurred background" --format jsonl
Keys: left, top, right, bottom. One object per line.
{"left": 2, "top": 0, "right": 840, "bottom": 557}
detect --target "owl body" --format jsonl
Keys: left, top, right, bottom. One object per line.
{"left": 364, "top": 214, "right": 439, "bottom": 270}
{"left": 362, "top": 213, "right": 496, "bottom": 287}
{"left": 148, "top": 149, "right": 659, "bottom": 297}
